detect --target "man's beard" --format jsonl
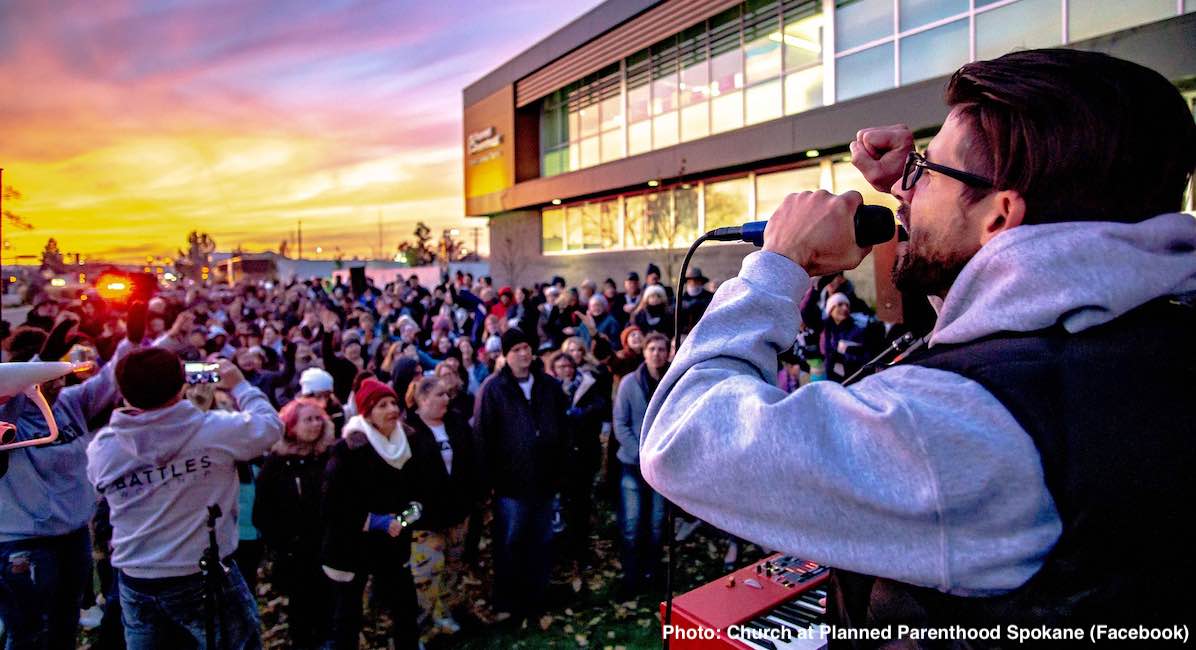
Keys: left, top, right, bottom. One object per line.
{"left": 891, "top": 227, "right": 971, "bottom": 298}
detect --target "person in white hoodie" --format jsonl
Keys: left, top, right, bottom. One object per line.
{"left": 642, "top": 48, "right": 1196, "bottom": 639}
{"left": 87, "top": 348, "right": 282, "bottom": 650}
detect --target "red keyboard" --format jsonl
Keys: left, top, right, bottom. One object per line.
{"left": 661, "top": 553, "right": 830, "bottom": 649}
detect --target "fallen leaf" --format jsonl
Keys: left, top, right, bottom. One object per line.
{"left": 607, "top": 630, "right": 616, "bottom": 638}
{"left": 539, "top": 615, "right": 553, "bottom": 631}
{"left": 572, "top": 577, "right": 583, "bottom": 592}
{"left": 575, "top": 633, "right": 589, "bottom": 647}
{"left": 565, "top": 608, "right": 574, "bottom": 616}
{"left": 638, "top": 619, "right": 653, "bottom": 628}
{"left": 588, "top": 615, "right": 603, "bottom": 627}
{"left": 564, "top": 624, "right": 575, "bottom": 634}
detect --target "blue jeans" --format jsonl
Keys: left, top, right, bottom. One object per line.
{"left": 0, "top": 527, "right": 91, "bottom": 650}
{"left": 618, "top": 463, "right": 666, "bottom": 587}
{"left": 491, "top": 496, "right": 553, "bottom": 616}
{"left": 118, "top": 561, "right": 261, "bottom": 650}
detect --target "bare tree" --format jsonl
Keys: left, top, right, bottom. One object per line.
{"left": 491, "top": 234, "right": 530, "bottom": 287}
{"left": 3, "top": 185, "right": 33, "bottom": 231}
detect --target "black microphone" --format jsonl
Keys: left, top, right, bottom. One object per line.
{"left": 705, "top": 204, "right": 897, "bottom": 247}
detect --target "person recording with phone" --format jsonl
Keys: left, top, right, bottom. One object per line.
{"left": 0, "top": 304, "right": 142, "bottom": 650}
{"left": 86, "top": 350, "right": 283, "bottom": 649}
{"left": 641, "top": 49, "right": 1195, "bottom": 636}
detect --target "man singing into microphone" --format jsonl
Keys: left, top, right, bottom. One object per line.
{"left": 641, "top": 48, "right": 1195, "bottom": 636}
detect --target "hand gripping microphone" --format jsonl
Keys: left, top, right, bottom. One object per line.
{"left": 704, "top": 204, "right": 901, "bottom": 247}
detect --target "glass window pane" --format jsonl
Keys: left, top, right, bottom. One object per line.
{"left": 681, "top": 103, "right": 710, "bottom": 142}
{"left": 652, "top": 37, "right": 680, "bottom": 115}
{"left": 1188, "top": 0, "right": 1195, "bottom": 13}
{"left": 568, "top": 108, "right": 579, "bottom": 142}
{"left": 835, "top": 0, "right": 893, "bottom": 52}
{"left": 542, "top": 148, "right": 562, "bottom": 177}
{"left": 627, "top": 50, "right": 652, "bottom": 123}
{"left": 711, "top": 91, "right": 744, "bottom": 134}
{"left": 899, "top": 18, "right": 968, "bottom": 85}
{"left": 629, "top": 120, "right": 652, "bottom": 156}
{"left": 710, "top": 6, "right": 744, "bottom": 95}
{"left": 679, "top": 24, "right": 710, "bottom": 107}
{"left": 783, "top": 2, "right": 824, "bottom": 71}
{"left": 899, "top": 0, "right": 967, "bottom": 31}
{"left": 975, "top": 0, "right": 1062, "bottom": 61}
{"left": 1068, "top": 0, "right": 1174, "bottom": 42}
{"left": 784, "top": 66, "right": 823, "bottom": 115}
{"left": 541, "top": 104, "right": 560, "bottom": 149}
{"left": 746, "top": 80, "right": 783, "bottom": 125}
{"left": 581, "top": 202, "right": 602, "bottom": 249}
{"left": 569, "top": 141, "right": 580, "bottom": 171}
{"left": 579, "top": 103, "right": 600, "bottom": 138}
{"left": 565, "top": 205, "right": 584, "bottom": 250}
{"left": 624, "top": 195, "right": 646, "bottom": 249}
{"left": 756, "top": 165, "right": 823, "bottom": 216}
{"left": 643, "top": 192, "right": 674, "bottom": 248}
{"left": 711, "top": 49, "right": 745, "bottom": 96}
{"left": 599, "top": 199, "right": 620, "bottom": 249}
{"left": 542, "top": 208, "right": 564, "bottom": 253}
{"left": 600, "top": 93, "right": 622, "bottom": 131}
{"left": 704, "top": 177, "right": 752, "bottom": 230}
{"left": 580, "top": 136, "right": 600, "bottom": 168}
{"left": 600, "top": 128, "right": 624, "bottom": 163}
{"left": 674, "top": 185, "right": 700, "bottom": 245}
{"left": 836, "top": 42, "right": 893, "bottom": 101}
{"left": 653, "top": 111, "right": 679, "bottom": 149}
{"left": 744, "top": 0, "right": 782, "bottom": 85}
{"left": 628, "top": 85, "right": 650, "bottom": 123}
{"left": 681, "top": 62, "right": 710, "bottom": 107}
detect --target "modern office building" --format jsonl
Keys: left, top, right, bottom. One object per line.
{"left": 463, "top": 0, "right": 1195, "bottom": 322}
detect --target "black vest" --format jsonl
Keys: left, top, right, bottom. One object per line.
{"left": 829, "top": 297, "right": 1196, "bottom": 647}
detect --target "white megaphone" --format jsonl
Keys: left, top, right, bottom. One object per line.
{"left": 0, "top": 361, "right": 96, "bottom": 451}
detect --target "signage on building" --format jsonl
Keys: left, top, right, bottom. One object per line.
{"left": 467, "top": 127, "right": 502, "bottom": 155}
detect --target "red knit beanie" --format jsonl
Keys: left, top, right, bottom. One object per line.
{"left": 355, "top": 378, "right": 398, "bottom": 418}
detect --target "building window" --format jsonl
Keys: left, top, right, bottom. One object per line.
{"left": 837, "top": 42, "right": 893, "bottom": 101}
{"left": 627, "top": 49, "right": 653, "bottom": 156}
{"left": 542, "top": 208, "right": 564, "bottom": 253}
{"left": 783, "top": 0, "right": 824, "bottom": 114}
{"left": 709, "top": 5, "right": 745, "bottom": 134}
{"left": 899, "top": 0, "right": 967, "bottom": 31}
{"left": 533, "top": 0, "right": 1181, "bottom": 180}
{"left": 1068, "top": 0, "right": 1175, "bottom": 42}
{"left": 756, "top": 165, "right": 824, "bottom": 217}
{"left": 679, "top": 24, "right": 711, "bottom": 142}
{"left": 899, "top": 18, "right": 968, "bottom": 85}
{"left": 835, "top": 0, "right": 892, "bottom": 52}
{"left": 704, "top": 176, "right": 752, "bottom": 230}
{"left": 565, "top": 205, "right": 584, "bottom": 250}
{"left": 975, "top": 0, "right": 1060, "bottom": 61}
{"left": 624, "top": 194, "right": 647, "bottom": 249}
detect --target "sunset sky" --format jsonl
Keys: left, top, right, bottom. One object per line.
{"left": 0, "top": 0, "right": 603, "bottom": 264}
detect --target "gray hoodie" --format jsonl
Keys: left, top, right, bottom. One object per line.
{"left": 641, "top": 212, "right": 1196, "bottom": 596}
{"left": 87, "top": 381, "right": 282, "bottom": 578}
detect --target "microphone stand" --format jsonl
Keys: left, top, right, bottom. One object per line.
{"left": 199, "top": 504, "right": 228, "bottom": 650}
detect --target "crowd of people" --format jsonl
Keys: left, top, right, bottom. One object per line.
{"left": 0, "top": 260, "right": 896, "bottom": 649}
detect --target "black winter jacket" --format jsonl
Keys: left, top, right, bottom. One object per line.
{"left": 472, "top": 366, "right": 570, "bottom": 499}
{"left": 405, "top": 412, "right": 477, "bottom": 530}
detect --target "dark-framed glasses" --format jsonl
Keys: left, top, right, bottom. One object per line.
{"left": 902, "top": 151, "right": 994, "bottom": 191}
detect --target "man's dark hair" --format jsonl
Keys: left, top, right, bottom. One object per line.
{"left": 3, "top": 326, "right": 48, "bottom": 362}
{"left": 116, "top": 348, "right": 185, "bottom": 410}
{"left": 946, "top": 48, "right": 1196, "bottom": 224}
{"left": 644, "top": 332, "right": 670, "bottom": 349}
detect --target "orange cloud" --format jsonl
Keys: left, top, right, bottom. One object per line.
{"left": 0, "top": 0, "right": 603, "bottom": 264}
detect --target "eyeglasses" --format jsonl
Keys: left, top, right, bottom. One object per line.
{"left": 902, "top": 151, "right": 994, "bottom": 191}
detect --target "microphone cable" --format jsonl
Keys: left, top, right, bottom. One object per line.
{"left": 661, "top": 231, "right": 710, "bottom": 650}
